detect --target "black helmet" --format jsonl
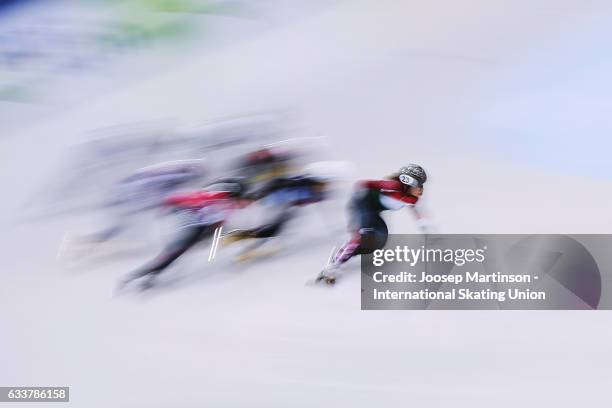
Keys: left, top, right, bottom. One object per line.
{"left": 399, "top": 164, "right": 427, "bottom": 187}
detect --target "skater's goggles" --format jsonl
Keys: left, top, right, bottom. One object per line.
{"left": 399, "top": 174, "right": 421, "bottom": 188}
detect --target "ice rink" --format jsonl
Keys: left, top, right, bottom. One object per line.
{"left": 2, "top": 1, "right": 612, "bottom": 406}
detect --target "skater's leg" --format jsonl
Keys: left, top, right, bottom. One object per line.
{"left": 86, "top": 223, "right": 127, "bottom": 242}
{"left": 250, "top": 207, "right": 295, "bottom": 239}
{"left": 317, "top": 209, "right": 387, "bottom": 284}
{"left": 225, "top": 207, "right": 296, "bottom": 261}
{"left": 82, "top": 199, "right": 156, "bottom": 243}
{"left": 332, "top": 210, "right": 388, "bottom": 266}
{"left": 224, "top": 206, "right": 294, "bottom": 243}
{"left": 120, "top": 224, "right": 211, "bottom": 286}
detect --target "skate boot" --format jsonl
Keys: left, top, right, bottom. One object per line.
{"left": 315, "top": 264, "right": 339, "bottom": 285}
{"left": 222, "top": 229, "right": 252, "bottom": 246}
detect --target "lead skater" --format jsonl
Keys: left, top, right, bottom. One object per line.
{"left": 316, "top": 164, "right": 431, "bottom": 284}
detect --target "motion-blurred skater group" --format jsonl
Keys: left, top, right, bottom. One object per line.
{"left": 49, "top": 114, "right": 430, "bottom": 291}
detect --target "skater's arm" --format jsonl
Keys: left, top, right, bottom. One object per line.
{"left": 358, "top": 179, "right": 403, "bottom": 191}
{"left": 408, "top": 205, "right": 434, "bottom": 234}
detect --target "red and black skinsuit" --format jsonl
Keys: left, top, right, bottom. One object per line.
{"left": 121, "top": 190, "right": 238, "bottom": 286}
{"left": 332, "top": 179, "right": 419, "bottom": 266}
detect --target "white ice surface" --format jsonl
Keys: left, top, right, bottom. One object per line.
{"left": 2, "top": 1, "right": 612, "bottom": 407}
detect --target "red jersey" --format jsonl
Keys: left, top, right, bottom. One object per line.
{"left": 164, "top": 191, "right": 236, "bottom": 227}
{"left": 358, "top": 179, "right": 418, "bottom": 211}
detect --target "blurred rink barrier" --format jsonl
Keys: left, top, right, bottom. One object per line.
{"left": 0, "top": 0, "right": 338, "bottom": 133}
